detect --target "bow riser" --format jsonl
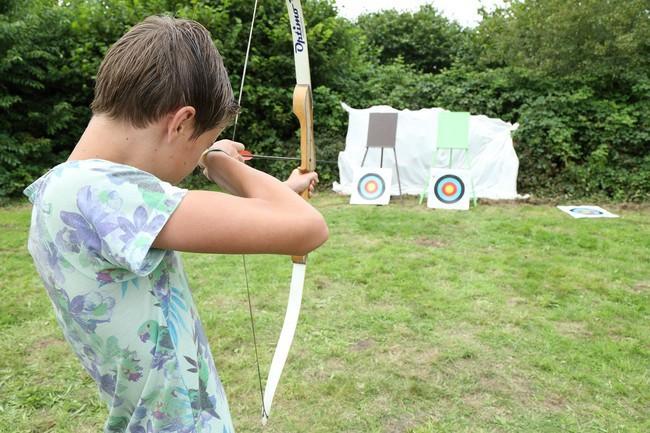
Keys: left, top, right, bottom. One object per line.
{"left": 291, "top": 84, "right": 314, "bottom": 265}
{"left": 292, "top": 84, "right": 316, "bottom": 197}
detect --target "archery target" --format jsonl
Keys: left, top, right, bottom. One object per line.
{"left": 350, "top": 168, "right": 392, "bottom": 205}
{"left": 557, "top": 205, "right": 619, "bottom": 219}
{"left": 571, "top": 207, "right": 603, "bottom": 216}
{"left": 427, "top": 168, "right": 470, "bottom": 210}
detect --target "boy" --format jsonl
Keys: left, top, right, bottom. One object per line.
{"left": 23, "top": 15, "right": 328, "bottom": 433}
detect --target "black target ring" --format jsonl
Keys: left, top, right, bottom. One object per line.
{"left": 357, "top": 173, "right": 386, "bottom": 201}
{"left": 434, "top": 174, "right": 465, "bottom": 204}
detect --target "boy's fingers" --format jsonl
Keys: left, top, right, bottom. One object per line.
{"left": 213, "top": 139, "right": 245, "bottom": 152}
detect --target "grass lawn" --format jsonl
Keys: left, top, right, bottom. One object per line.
{"left": 1, "top": 194, "right": 649, "bottom": 432}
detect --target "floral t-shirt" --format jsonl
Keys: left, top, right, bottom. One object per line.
{"left": 24, "top": 160, "right": 235, "bottom": 433}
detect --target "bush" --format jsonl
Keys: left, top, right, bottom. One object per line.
{"left": 1, "top": 0, "right": 648, "bottom": 201}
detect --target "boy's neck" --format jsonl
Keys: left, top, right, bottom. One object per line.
{"left": 69, "top": 115, "right": 176, "bottom": 182}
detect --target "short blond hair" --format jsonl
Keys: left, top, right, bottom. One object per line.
{"left": 91, "top": 15, "right": 238, "bottom": 137}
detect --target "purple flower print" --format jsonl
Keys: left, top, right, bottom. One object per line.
{"left": 59, "top": 186, "right": 118, "bottom": 256}
{"left": 32, "top": 242, "right": 65, "bottom": 285}
{"left": 95, "top": 268, "right": 130, "bottom": 287}
{"left": 118, "top": 206, "right": 166, "bottom": 245}
{"left": 96, "top": 271, "right": 115, "bottom": 285}
{"left": 66, "top": 291, "right": 116, "bottom": 332}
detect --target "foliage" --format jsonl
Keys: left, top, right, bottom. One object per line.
{"left": 465, "top": 0, "right": 650, "bottom": 199}
{"left": 356, "top": 5, "right": 464, "bottom": 74}
{"left": 398, "top": 67, "right": 650, "bottom": 200}
{"left": 0, "top": 0, "right": 648, "bottom": 200}
{"left": 0, "top": 2, "right": 83, "bottom": 197}
{"left": 0, "top": 0, "right": 360, "bottom": 196}
{"left": 352, "top": 1, "right": 650, "bottom": 200}
{"left": 474, "top": 0, "right": 650, "bottom": 81}
{"left": 514, "top": 80, "right": 650, "bottom": 200}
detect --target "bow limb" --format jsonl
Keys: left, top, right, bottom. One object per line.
{"left": 261, "top": 0, "right": 315, "bottom": 424}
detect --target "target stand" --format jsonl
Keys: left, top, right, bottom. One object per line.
{"left": 427, "top": 168, "right": 470, "bottom": 210}
{"left": 420, "top": 111, "right": 476, "bottom": 208}
{"left": 359, "top": 112, "right": 403, "bottom": 200}
{"left": 350, "top": 168, "right": 393, "bottom": 205}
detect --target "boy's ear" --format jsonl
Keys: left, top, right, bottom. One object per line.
{"left": 167, "top": 106, "right": 197, "bottom": 139}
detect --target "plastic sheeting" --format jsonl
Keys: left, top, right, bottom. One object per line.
{"left": 333, "top": 103, "right": 521, "bottom": 199}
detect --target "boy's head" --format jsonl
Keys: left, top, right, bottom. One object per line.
{"left": 91, "top": 15, "right": 238, "bottom": 138}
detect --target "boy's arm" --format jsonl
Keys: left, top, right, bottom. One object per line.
{"left": 152, "top": 149, "right": 328, "bottom": 255}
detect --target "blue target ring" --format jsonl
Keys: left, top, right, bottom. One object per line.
{"left": 434, "top": 174, "right": 465, "bottom": 204}
{"left": 357, "top": 173, "right": 386, "bottom": 201}
{"left": 570, "top": 207, "right": 603, "bottom": 216}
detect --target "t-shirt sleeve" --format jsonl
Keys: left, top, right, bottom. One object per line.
{"left": 43, "top": 161, "right": 188, "bottom": 276}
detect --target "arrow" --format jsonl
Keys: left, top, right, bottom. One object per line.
{"left": 238, "top": 149, "right": 337, "bottom": 164}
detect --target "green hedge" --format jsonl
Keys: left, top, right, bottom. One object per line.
{"left": 425, "top": 69, "right": 650, "bottom": 200}
{"left": 1, "top": 0, "right": 648, "bottom": 201}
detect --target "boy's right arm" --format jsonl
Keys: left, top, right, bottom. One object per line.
{"left": 152, "top": 146, "right": 328, "bottom": 256}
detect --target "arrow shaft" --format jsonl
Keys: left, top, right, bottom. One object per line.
{"left": 247, "top": 153, "right": 337, "bottom": 164}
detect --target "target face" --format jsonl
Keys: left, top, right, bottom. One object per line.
{"left": 434, "top": 175, "right": 465, "bottom": 204}
{"left": 350, "top": 168, "right": 392, "bottom": 205}
{"left": 557, "top": 205, "right": 619, "bottom": 219}
{"left": 427, "top": 168, "right": 470, "bottom": 210}
{"left": 358, "top": 173, "right": 385, "bottom": 200}
{"left": 570, "top": 207, "right": 603, "bottom": 216}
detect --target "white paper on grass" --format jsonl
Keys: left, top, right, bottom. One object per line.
{"left": 427, "top": 168, "right": 470, "bottom": 210}
{"left": 557, "top": 205, "right": 619, "bottom": 219}
{"left": 350, "top": 167, "right": 393, "bottom": 205}
{"left": 333, "top": 103, "right": 520, "bottom": 199}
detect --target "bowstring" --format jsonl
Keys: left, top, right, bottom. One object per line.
{"left": 231, "top": 0, "right": 267, "bottom": 419}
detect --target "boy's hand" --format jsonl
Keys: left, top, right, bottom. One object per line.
{"left": 199, "top": 139, "right": 246, "bottom": 168}
{"left": 285, "top": 169, "right": 319, "bottom": 198}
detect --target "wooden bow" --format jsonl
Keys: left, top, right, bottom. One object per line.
{"left": 260, "top": 1, "right": 315, "bottom": 424}
{"left": 234, "top": 0, "right": 316, "bottom": 425}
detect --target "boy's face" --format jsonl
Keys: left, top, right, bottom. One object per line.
{"left": 173, "top": 125, "right": 224, "bottom": 184}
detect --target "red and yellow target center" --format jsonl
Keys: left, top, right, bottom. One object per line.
{"left": 442, "top": 182, "right": 457, "bottom": 196}
{"left": 364, "top": 180, "right": 378, "bottom": 193}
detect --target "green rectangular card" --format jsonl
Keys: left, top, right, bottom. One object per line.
{"left": 436, "top": 111, "right": 470, "bottom": 150}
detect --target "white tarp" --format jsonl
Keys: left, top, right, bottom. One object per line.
{"left": 333, "top": 103, "right": 521, "bottom": 199}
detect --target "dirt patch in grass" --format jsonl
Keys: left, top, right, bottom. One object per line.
{"left": 617, "top": 202, "right": 650, "bottom": 211}
{"left": 307, "top": 356, "right": 346, "bottom": 381}
{"left": 381, "top": 411, "right": 422, "bottom": 433}
{"left": 461, "top": 391, "right": 513, "bottom": 420}
{"left": 29, "top": 411, "right": 57, "bottom": 433}
{"left": 313, "top": 276, "right": 335, "bottom": 291}
{"left": 0, "top": 222, "right": 25, "bottom": 229}
{"left": 414, "top": 237, "right": 448, "bottom": 248}
{"left": 450, "top": 360, "right": 537, "bottom": 420}
{"left": 33, "top": 337, "right": 64, "bottom": 350}
{"left": 542, "top": 392, "right": 567, "bottom": 412}
{"left": 404, "top": 348, "right": 443, "bottom": 383}
{"left": 507, "top": 297, "right": 528, "bottom": 307}
{"left": 554, "top": 321, "right": 592, "bottom": 338}
{"left": 479, "top": 367, "right": 533, "bottom": 399}
{"left": 631, "top": 281, "right": 650, "bottom": 293}
{"left": 478, "top": 198, "right": 650, "bottom": 210}
{"left": 479, "top": 198, "right": 530, "bottom": 206}
{"left": 351, "top": 338, "right": 375, "bottom": 352}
